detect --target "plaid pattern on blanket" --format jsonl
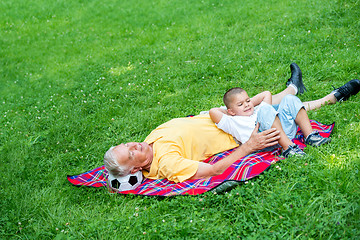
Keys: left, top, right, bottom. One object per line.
{"left": 67, "top": 120, "right": 334, "bottom": 196}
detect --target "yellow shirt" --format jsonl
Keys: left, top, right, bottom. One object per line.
{"left": 144, "top": 114, "right": 239, "bottom": 183}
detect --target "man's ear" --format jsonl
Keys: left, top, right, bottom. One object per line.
{"left": 130, "top": 167, "right": 142, "bottom": 174}
{"left": 227, "top": 108, "right": 236, "bottom": 116}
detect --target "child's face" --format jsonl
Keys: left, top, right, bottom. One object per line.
{"left": 227, "top": 91, "right": 254, "bottom": 116}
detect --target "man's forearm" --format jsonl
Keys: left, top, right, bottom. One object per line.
{"left": 211, "top": 124, "right": 280, "bottom": 176}
{"left": 211, "top": 142, "right": 254, "bottom": 175}
{"left": 191, "top": 143, "right": 253, "bottom": 180}
{"left": 190, "top": 125, "right": 280, "bottom": 181}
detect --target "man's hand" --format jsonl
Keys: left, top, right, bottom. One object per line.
{"left": 244, "top": 123, "right": 280, "bottom": 152}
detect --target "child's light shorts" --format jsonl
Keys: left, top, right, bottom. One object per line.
{"left": 257, "top": 94, "right": 304, "bottom": 140}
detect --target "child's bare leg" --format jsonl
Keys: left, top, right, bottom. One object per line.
{"left": 271, "top": 116, "right": 293, "bottom": 150}
{"left": 272, "top": 86, "right": 296, "bottom": 105}
{"left": 295, "top": 107, "right": 331, "bottom": 147}
{"left": 294, "top": 108, "right": 313, "bottom": 137}
{"left": 303, "top": 93, "right": 337, "bottom": 111}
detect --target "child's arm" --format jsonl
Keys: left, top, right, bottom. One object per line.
{"left": 250, "top": 91, "right": 272, "bottom": 106}
{"left": 209, "top": 107, "right": 228, "bottom": 124}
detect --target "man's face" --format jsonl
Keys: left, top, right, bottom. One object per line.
{"left": 113, "top": 142, "right": 153, "bottom": 173}
{"left": 228, "top": 91, "right": 255, "bottom": 116}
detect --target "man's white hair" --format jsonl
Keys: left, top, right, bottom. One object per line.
{"left": 103, "top": 146, "right": 132, "bottom": 177}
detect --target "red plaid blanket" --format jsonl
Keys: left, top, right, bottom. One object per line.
{"left": 67, "top": 120, "right": 334, "bottom": 196}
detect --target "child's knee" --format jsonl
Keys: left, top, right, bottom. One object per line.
{"left": 279, "top": 95, "right": 303, "bottom": 114}
{"left": 257, "top": 105, "right": 278, "bottom": 131}
{"left": 258, "top": 104, "right": 277, "bottom": 116}
{"left": 282, "top": 94, "right": 302, "bottom": 105}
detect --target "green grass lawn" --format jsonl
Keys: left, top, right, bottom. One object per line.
{"left": 1, "top": 0, "right": 359, "bottom": 238}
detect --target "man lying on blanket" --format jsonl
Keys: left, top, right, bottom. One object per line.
{"left": 104, "top": 64, "right": 360, "bottom": 183}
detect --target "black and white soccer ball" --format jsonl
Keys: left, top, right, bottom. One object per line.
{"left": 108, "top": 171, "right": 143, "bottom": 191}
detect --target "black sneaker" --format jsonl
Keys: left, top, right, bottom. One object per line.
{"left": 286, "top": 63, "right": 307, "bottom": 95}
{"left": 332, "top": 79, "right": 360, "bottom": 102}
{"left": 282, "top": 144, "right": 306, "bottom": 158}
{"left": 305, "top": 131, "right": 331, "bottom": 147}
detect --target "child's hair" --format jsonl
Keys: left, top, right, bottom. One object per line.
{"left": 223, "top": 87, "right": 245, "bottom": 109}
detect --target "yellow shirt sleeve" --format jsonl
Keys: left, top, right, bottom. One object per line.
{"left": 143, "top": 114, "right": 238, "bottom": 183}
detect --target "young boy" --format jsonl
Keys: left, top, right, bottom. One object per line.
{"left": 209, "top": 88, "right": 331, "bottom": 157}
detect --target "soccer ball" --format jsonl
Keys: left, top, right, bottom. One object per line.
{"left": 107, "top": 171, "right": 143, "bottom": 191}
